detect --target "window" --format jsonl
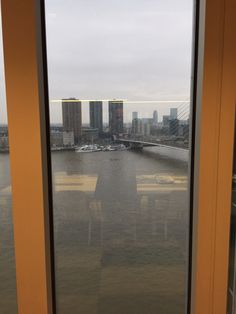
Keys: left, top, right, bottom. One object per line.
{"left": 0, "top": 1, "right": 235, "bottom": 313}
{"left": 45, "top": 1, "right": 194, "bottom": 312}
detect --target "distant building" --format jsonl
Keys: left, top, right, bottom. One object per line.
{"left": 179, "top": 124, "right": 189, "bottom": 139}
{"left": 82, "top": 128, "right": 99, "bottom": 142}
{"left": 153, "top": 110, "right": 158, "bottom": 125}
{"left": 170, "top": 108, "right": 178, "bottom": 120}
{"left": 50, "top": 124, "right": 63, "bottom": 132}
{"left": 0, "top": 125, "right": 8, "bottom": 135}
{"left": 50, "top": 131, "right": 63, "bottom": 147}
{"left": 183, "top": 124, "right": 189, "bottom": 139}
{"left": 142, "top": 118, "right": 153, "bottom": 125}
{"left": 0, "top": 134, "right": 9, "bottom": 149}
{"left": 142, "top": 123, "right": 151, "bottom": 136}
{"left": 179, "top": 119, "right": 189, "bottom": 125}
{"left": 179, "top": 119, "right": 189, "bottom": 138}
{"left": 123, "top": 122, "right": 132, "bottom": 135}
{"left": 89, "top": 101, "right": 103, "bottom": 133}
{"left": 132, "top": 112, "right": 138, "bottom": 120}
{"left": 62, "top": 98, "right": 82, "bottom": 144}
{"left": 63, "top": 131, "right": 74, "bottom": 146}
{"left": 132, "top": 118, "right": 142, "bottom": 134}
{"left": 109, "top": 100, "right": 123, "bottom": 134}
{"left": 141, "top": 118, "right": 152, "bottom": 136}
{"left": 169, "top": 119, "right": 179, "bottom": 136}
{"left": 162, "top": 115, "right": 170, "bottom": 127}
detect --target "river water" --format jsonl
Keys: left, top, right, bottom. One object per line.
{"left": 0, "top": 148, "right": 189, "bottom": 314}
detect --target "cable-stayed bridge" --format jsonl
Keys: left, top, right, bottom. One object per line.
{"left": 114, "top": 138, "right": 189, "bottom": 163}
{"left": 114, "top": 100, "right": 190, "bottom": 159}
{"left": 115, "top": 138, "right": 188, "bottom": 152}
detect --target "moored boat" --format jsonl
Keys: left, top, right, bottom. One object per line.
{"left": 75, "top": 144, "right": 102, "bottom": 153}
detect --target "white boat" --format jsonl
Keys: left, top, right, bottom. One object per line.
{"left": 103, "top": 144, "right": 127, "bottom": 151}
{"left": 76, "top": 144, "right": 102, "bottom": 153}
{"left": 103, "top": 145, "right": 116, "bottom": 151}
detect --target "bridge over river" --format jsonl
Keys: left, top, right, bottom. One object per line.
{"left": 115, "top": 138, "right": 189, "bottom": 163}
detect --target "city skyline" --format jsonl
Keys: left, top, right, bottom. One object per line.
{"left": 61, "top": 99, "right": 189, "bottom": 125}
{"left": 1, "top": 105, "right": 189, "bottom": 151}
{"left": 50, "top": 99, "right": 190, "bottom": 125}
{"left": 0, "top": 104, "right": 189, "bottom": 127}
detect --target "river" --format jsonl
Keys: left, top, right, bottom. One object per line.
{"left": 0, "top": 148, "right": 189, "bottom": 314}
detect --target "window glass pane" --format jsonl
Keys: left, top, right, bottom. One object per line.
{"left": 45, "top": 1, "right": 194, "bottom": 313}
{"left": 0, "top": 10, "right": 18, "bottom": 314}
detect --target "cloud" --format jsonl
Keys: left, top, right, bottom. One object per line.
{"left": 0, "top": 0, "right": 194, "bottom": 124}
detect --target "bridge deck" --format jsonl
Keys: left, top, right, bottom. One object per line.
{"left": 116, "top": 138, "right": 188, "bottom": 152}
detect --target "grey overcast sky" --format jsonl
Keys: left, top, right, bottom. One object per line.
{"left": 0, "top": 0, "right": 194, "bottom": 124}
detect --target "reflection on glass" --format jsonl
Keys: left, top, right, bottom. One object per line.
{"left": 227, "top": 126, "right": 236, "bottom": 314}
{"left": 0, "top": 11, "right": 18, "bottom": 314}
{"left": 46, "top": 0, "right": 193, "bottom": 313}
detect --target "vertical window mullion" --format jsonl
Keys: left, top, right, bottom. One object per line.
{"left": 191, "top": 0, "right": 236, "bottom": 313}
{"left": 1, "top": 1, "right": 53, "bottom": 313}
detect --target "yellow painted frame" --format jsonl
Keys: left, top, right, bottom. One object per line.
{"left": 191, "top": 0, "right": 236, "bottom": 313}
{"left": 1, "top": 1, "right": 53, "bottom": 313}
